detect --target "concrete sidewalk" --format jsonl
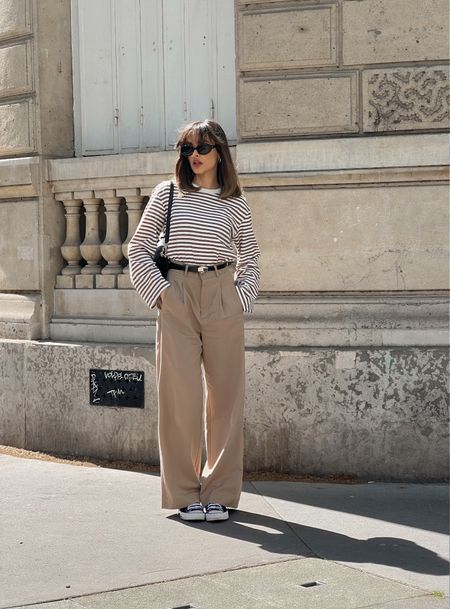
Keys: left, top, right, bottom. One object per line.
{"left": 0, "top": 453, "right": 448, "bottom": 609}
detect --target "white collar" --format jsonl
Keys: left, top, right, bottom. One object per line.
{"left": 192, "top": 183, "right": 221, "bottom": 194}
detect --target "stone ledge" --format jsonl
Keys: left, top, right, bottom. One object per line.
{"left": 236, "top": 133, "right": 447, "bottom": 174}
{"left": 0, "top": 156, "right": 39, "bottom": 199}
{"left": 240, "top": 166, "right": 448, "bottom": 189}
{"left": 54, "top": 288, "right": 151, "bottom": 318}
{"left": 49, "top": 164, "right": 447, "bottom": 197}
{"left": 50, "top": 291, "right": 448, "bottom": 347}
{"left": 47, "top": 135, "right": 447, "bottom": 191}
{"left": 48, "top": 150, "right": 178, "bottom": 182}
{"left": 49, "top": 318, "right": 155, "bottom": 345}
{"left": 0, "top": 293, "right": 41, "bottom": 339}
{"left": 48, "top": 319, "right": 448, "bottom": 348}
{"left": 53, "top": 289, "right": 449, "bottom": 323}
{"left": 250, "top": 292, "right": 448, "bottom": 326}
{"left": 246, "top": 327, "right": 447, "bottom": 348}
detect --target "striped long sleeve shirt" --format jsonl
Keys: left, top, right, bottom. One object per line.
{"left": 128, "top": 180, "right": 261, "bottom": 313}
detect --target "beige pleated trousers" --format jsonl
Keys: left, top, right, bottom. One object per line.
{"left": 155, "top": 262, "right": 245, "bottom": 509}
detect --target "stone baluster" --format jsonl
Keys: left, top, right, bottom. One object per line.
{"left": 78, "top": 192, "right": 103, "bottom": 280}
{"left": 59, "top": 195, "right": 83, "bottom": 275}
{"left": 118, "top": 190, "right": 146, "bottom": 274}
{"left": 98, "top": 191, "right": 123, "bottom": 276}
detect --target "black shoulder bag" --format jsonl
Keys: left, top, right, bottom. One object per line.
{"left": 153, "top": 181, "right": 174, "bottom": 279}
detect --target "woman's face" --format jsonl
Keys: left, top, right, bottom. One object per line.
{"left": 184, "top": 133, "right": 220, "bottom": 179}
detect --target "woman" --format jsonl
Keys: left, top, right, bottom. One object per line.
{"left": 128, "top": 119, "right": 260, "bottom": 522}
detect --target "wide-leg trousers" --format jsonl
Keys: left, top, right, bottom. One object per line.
{"left": 155, "top": 262, "right": 245, "bottom": 509}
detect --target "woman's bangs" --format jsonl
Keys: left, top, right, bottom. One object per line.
{"left": 181, "top": 123, "right": 219, "bottom": 147}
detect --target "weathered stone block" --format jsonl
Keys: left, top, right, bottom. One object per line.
{"left": 0, "top": 41, "right": 32, "bottom": 97}
{"left": 1, "top": 339, "right": 447, "bottom": 479}
{"left": 0, "top": 200, "right": 39, "bottom": 290}
{"left": 0, "top": 340, "right": 159, "bottom": 463}
{"left": 0, "top": 0, "right": 30, "bottom": 38}
{"left": 118, "top": 274, "right": 132, "bottom": 289}
{"left": 239, "top": 72, "right": 358, "bottom": 137}
{"left": 0, "top": 156, "right": 38, "bottom": 201}
{"left": 0, "top": 294, "right": 41, "bottom": 340}
{"left": 96, "top": 275, "right": 117, "bottom": 289}
{"left": 55, "top": 275, "right": 75, "bottom": 289}
{"left": 0, "top": 339, "right": 25, "bottom": 445}
{"left": 250, "top": 184, "right": 448, "bottom": 291}
{"left": 239, "top": 3, "right": 337, "bottom": 70}
{"left": 75, "top": 275, "right": 95, "bottom": 289}
{"left": 244, "top": 346, "right": 448, "bottom": 479}
{"left": 0, "top": 99, "right": 35, "bottom": 154}
{"left": 363, "top": 66, "right": 449, "bottom": 132}
{"left": 343, "top": 0, "right": 449, "bottom": 65}
{"left": 53, "top": 288, "right": 150, "bottom": 319}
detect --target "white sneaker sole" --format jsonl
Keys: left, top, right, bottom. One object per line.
{"left": 178, "top": 511, "right": 205, "bottom": 521}
{"left": 205, "top": 511, "right": 229, "bottom": 522}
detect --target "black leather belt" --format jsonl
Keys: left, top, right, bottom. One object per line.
{"left": 168, "top": 261, "right": 233, "bottom": 273}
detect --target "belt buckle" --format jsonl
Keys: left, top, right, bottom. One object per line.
{"left": 197, "top": 265, "right": 208, "bottom": 273}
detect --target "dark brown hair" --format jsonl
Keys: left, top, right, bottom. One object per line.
{"left": 174, "top": 120, "right": 242, "bottom": 199}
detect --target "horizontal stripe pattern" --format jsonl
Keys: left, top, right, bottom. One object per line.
{"left": 128, "top": 180, "right": 261, "bottom": 312}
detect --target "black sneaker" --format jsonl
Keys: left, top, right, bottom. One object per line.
{"left": 205, "top": 502, "right": 229, "bottom": 522}
{"left": 178, "top": 502, "right": 205, "bottom": 521}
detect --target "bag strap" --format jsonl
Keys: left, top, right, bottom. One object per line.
{"left": 164, "top": 181, "right": 175, "bottom": 244}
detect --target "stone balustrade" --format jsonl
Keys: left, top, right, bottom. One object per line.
{"left": 55, "top": 189, "right": 148, "bottom": 289}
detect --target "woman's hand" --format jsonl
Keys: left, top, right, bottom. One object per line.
{"left": 160, "top": 285, "right": 170, "bottom": 303}
{"left": 157, "top": 285, "right": 171, "bottom": 309}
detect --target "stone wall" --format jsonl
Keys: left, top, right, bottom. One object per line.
{"left": 1, "top": 339, "right": 447, "bottom": 480}
{"left": 237, "top": 0, "right": 449, "bottom": 138}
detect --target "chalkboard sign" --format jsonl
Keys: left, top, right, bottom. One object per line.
{"left": 89, "top": 369, "right": 145, "bottom": 408}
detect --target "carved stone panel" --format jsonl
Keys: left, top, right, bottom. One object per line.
{"left": 363, "top": 66, "right": 449, "bottom": 132}
{"left": 239, "top": 3, "right": 337, "bottom": 71}
{"left": 239, "top": 72, "right": 358, "bottom": 137}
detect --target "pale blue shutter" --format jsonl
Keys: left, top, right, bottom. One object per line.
{"left": 115, "top": 0, "right": 142, "bottom": 153}
{"left": 76, "top": 0, "right": 117, "bottom": 154}
{"left": 74, "top": 0, "right": 237, "bottom": 154}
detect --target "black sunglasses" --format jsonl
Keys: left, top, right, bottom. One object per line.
{"left": 180, "top": 143, "right": 216, "bottom": 157}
